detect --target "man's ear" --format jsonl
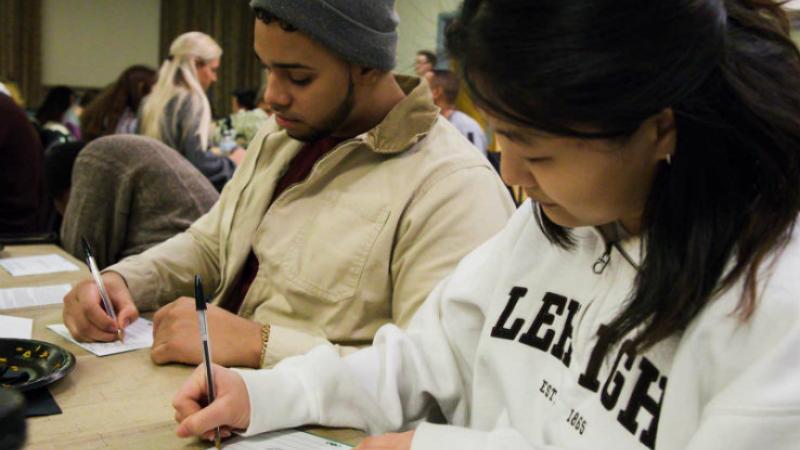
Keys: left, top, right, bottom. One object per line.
{"left": 351, "top": 65, "right": 381, "bottom": 85}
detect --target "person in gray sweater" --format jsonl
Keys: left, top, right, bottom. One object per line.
{"left": 45, "top": 135, "right": 219, "bottom": 269}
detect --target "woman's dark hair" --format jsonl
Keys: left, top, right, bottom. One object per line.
{"left": 80, "top": 65, "right": 156, "bottom": 142}
{"left": 447, "top": 0, "right": 800, "bottom": 350}
{"left": 78, "top": 89, "right": 101, "bottom": 108}
{"left": 35, "top": 86, "right": 75, "bottom": 125}
{"left": 233, "top": 88, "right": 258, "bottom": 110}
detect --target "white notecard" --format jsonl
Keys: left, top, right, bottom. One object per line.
{"left": 209, "top": 430, "right": 352, "bottom": 450}
{"left": 0, "top": 315, "right": 33, "bottom": 339}
{"left": 0, "top": 254, "right": 80, "bottom": 277}
{"left": 0, "top": 284, "right": 71, "bottom": 310}
{"left": 47, "top": 318, "right": 153, "bottom": 356}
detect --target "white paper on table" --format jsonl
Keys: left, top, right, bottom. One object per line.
{"left": 0, "top": 254, "right": 80, "bottom": 277}
{"left": 0, "top": 315, "right": 33, "bottom": 339}
{"left": 209, "top": 430, "right": 353, "bottom": 450}
{"left": 0, "top": 284, "right": 71, "bottom": 310}
{"left": 47, "top": 318, "right": 153, "bottom": 356}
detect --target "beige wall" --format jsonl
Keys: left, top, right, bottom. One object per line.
{"left": 787, "top": 2, "right": 800, "bottom": 47}
{"left": 42, "top": 0, "right": 160, "bottom": 88}
{"left": 395, "top": 0, "right": 462, "bottom": 75}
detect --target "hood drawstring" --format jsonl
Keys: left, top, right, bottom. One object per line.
{"left": 592, "top": 236, "right": 641, "bottom": 275}
{"left": 593, "top": 241, "right": 613, "bottom": 274}
{"left": 592, "top": 223, "right": 641, "bottom": 274}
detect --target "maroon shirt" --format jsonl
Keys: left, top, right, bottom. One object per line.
{"left": 223, "top": 135, "right": 346, "bottom": 313}
{"left": 0, "top": 94, "right": 44, "bottom": 233}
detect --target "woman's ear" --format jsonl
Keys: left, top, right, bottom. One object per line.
{"left": 649, "top": 108, "right": 677, "bottom": 163}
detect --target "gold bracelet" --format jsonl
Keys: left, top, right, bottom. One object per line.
{"left": 258, "top": 324, "right": 271, "bottom": 368}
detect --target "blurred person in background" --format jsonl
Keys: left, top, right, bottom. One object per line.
{"left": 45, "top": 136, "right": 219, "bottom": 269}
{"left": 139, "top": 32, "right": 245, "bottom": 191}
{"left": 216, "top": 87, "right": 270, "bottom": 148}
{"left": 62, "top": 88, "right": 100, "bottom": 141}
{"left": 231, "top": 88, "right": 257, "bottom": 113}
{"left": 81, "top": 65, "right": 157, "bottom": 142}
{"left": 34, "top": 85, "right": 76, "bottom": 149}
{"left": 0, "top": 92, "right": 44, "bottom": 233}
{"left": 425, "top": 69, "right": 488, "bottom": 156}
{"left": 414, "top": 49, "right": 436, "bottom": 77}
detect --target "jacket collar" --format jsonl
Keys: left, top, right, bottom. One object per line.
{"left": 357, "top": 75, "right": 440, "bottom": 155}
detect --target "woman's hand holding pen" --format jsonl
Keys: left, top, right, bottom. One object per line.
{"left": 63, "top": 271, "right": 139, "bottom": 342}
{"left": 173, "top": 363, "right": 250, "bottom": 441}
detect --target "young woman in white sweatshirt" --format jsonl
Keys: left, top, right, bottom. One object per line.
{"left": 171, "top": 1, "right": 800, "bottom": 449}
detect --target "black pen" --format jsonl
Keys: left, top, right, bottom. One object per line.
{"left": 81, "top": 236, "right": 123, "bottom": 342}
{"left": 194, "top": 275, "right": 221, "bottom": 449}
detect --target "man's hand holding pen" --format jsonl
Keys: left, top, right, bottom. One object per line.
{"left": 63, "top": 271, "right": 139, "bottom": 342}
{"left": 62, "top": 274, "right": 263, "bottom": 367}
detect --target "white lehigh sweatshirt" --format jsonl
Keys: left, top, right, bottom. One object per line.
{"left": 234, "top": 201, "right": 800, "bottom": 449}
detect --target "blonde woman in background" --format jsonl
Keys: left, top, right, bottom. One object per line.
{"left": 140, "top": 31, "right": 245, "bottom": 191}
{"left": 0, "top": 79, "right": 25, "bottom": 107}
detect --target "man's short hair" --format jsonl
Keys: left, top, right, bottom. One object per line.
{"left": 253, "top": 7, "right": 298, "bottom": 32}
{"left": 430, "top": 69, "right": 460, "bottom": 105}
{"left": 417, "top": 50, "right": 437, "bottom": 67}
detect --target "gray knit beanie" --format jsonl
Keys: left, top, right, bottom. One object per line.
{"left": 249, "top": 0, "right": 399, "bottom": 71}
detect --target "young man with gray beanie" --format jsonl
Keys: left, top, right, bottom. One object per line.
{"left": 63, "top": 0, "right": 513, "bottom": 377}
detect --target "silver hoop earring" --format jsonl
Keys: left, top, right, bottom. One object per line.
{"left": 666, "top": 154, "right": 672, "bottom": 165}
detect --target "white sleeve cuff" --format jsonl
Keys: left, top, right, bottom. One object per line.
{"left": 231, "top": 367, "right": 316, "bottom": 436}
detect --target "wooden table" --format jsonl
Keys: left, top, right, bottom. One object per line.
{"left": 1, "top": 245, "right": 364, "bottom": 449}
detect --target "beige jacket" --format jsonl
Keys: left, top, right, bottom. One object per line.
{"left": 109, "top": 76, "right": 515, "bottom": 366}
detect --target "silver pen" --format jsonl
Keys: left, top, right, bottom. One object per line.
{"left": 81, "top": 236, "right": 123, "bottom": 342}
{"left": 194, "top": 274, "right": 221, "bottom": 449}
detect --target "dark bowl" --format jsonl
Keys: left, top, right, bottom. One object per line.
{"left": 0, "top": 339, "right": 76, "bottom": 392}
